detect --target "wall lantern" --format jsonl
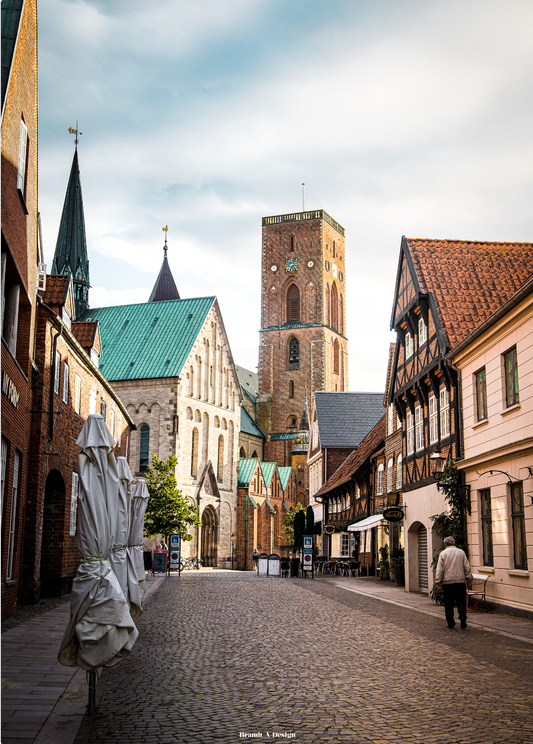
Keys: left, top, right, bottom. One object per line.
{"left": 430, "top": 451, "right": 446, "bottom": 481}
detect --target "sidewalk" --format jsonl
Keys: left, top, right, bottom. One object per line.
{"left": 1, "top": 574, "right": 165, "bottom": 744}
{"left": 3, "top": 571, "right": 533, "bottom": 744}
{"left": 322, "top": 574, "right": 533, "bottom": 644}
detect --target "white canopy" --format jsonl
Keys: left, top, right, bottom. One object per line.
{"left": 347, "top": 514, "right": 385, "bottom": 532}
{"left": 58, "top": 415, "right": 138, "bottom": 672}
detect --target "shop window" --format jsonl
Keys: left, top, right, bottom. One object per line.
{"left": 480, "top": 489, "right": 493, "bottom": 567}
{"left": 340, "top": 533, "right": 349, "bottom": 557}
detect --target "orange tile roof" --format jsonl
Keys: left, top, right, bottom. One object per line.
{"left": 42, "top": 275, "right": 69, "bottom": 306}
{"left": 406, "top": 239, "right": 533, "bottom": 349}
{"left": 315, "top": 415, "right": 386, "bottom": 499}
{"left": 71, "top": 322, "right": 97, "bottom": 349}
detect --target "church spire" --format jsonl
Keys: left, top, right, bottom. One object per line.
{"left": 51, "top": 129, "right": 90, "bottom": 319}
{"left": 148, "top": 226, "right": 180, "bottom": 302}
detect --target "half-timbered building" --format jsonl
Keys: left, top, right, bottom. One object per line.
{"left": 389, "top": 237, "right": 533, "bottom": 594}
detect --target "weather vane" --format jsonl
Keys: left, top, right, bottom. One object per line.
{"left": 162, "top": 225, "right": 168, "bottom": 257}
{"left": 68, "top": 119, "right": 82, "bottom": 147}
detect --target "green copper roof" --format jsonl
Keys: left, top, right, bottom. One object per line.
{"left": 52, "top": 149, "right": 90, "bottom": 319}
{"left": 240, "top": 407, "right": 265, "bottom": 439}
{"left": 277, "top": 467, "right": 293, "bottom": 492}
{"left": 260, "top": 462, "right": 277, "bottom": 489}
{"left": 270, "top": 433, "right": 295, "bottom": 441}
{"left": 238, "top": 458, "right": 259, "bottom": 486}
{"left": 82, "top": 297, "right": 214, "bottom": 381}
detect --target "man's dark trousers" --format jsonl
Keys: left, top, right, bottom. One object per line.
{"left": 442, "top": 582, "right": 467, "bottom": 626}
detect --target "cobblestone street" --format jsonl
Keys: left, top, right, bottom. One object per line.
{"left": 71, "top": 571, "right": 533, "bottom": 744}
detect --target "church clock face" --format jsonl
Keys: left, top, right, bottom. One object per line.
{"left": 285, "top": 257, "right": 298, "bottom": 273}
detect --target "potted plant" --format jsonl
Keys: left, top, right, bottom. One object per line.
{"left": 378, "top": 545, "right": 389, "bottom": 580}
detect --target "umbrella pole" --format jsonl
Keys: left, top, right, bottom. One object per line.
{"left": 88, "top": 670, "right": 97, "bottom": 716}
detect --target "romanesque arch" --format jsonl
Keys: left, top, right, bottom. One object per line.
{"left": 201, "top": 504, "right": 218, "bottom": 567}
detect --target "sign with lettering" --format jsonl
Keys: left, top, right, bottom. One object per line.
{"left": 383, "top": 507, "right": 404, "bottom": 523}
{"left": 2, "top": 372, "right": 19, "bottom": 409}
{"left": 153, "top": 549, "right": 168, "bottom": 573}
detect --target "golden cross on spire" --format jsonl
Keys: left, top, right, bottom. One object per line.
{"left": 162, "top": 225, "right": 168, "bottom": 257}
{"left": 68, "top": 119, "right": 82, "bottom": 147}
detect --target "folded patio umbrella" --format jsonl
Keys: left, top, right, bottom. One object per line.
{"left": 58, "top": 414, "right": 138, "bottom": 671}
{"left": 127, "top": 479, "right": 150, "bottom": 610}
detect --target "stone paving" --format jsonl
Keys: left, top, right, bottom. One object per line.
{"left": 73, "top": 571, "right": 533, "bottom": 744}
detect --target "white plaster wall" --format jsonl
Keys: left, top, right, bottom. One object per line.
{"left": 403, "top": 482, "right": 447, "bottom": 593}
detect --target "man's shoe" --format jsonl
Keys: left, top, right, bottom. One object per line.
{"left": 460, "top": 620, "right": 467, "bottom": 629}
{"left": 447, "top": 623, "right": 455, "bottom": 628}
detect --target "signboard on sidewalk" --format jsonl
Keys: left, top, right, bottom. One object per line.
{"left": 303, "top": 536, "right": 313, "bottom": 572}
{"left": 153, "top": 550, "right": 168, "bottom": 573}
{"left": 169, "top": 535, "right": 181, "bottom": 570}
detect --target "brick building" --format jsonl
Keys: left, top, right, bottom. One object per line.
{"left": 1, "top": 0, "right": 40, "bottom": 618}
{"left": 236, "top": 458, "right": 297, "bottom": 570}
{"left": 257, "top": 210, "right": 349, "bottom": 466}
{"left": 388, "top": 237, "right": 533, "bottom": 594}
{"left": 22, "top": 274, "right": 135, "bottom": 602}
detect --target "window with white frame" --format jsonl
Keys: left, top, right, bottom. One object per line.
{"left": 89, "top": 390, "right": 96, "bottom": 414}
{"left": 17, "top": 119, "right": 28, "bottom": 194}
{"left": 405, "top": 331, "right": 414, "bottom": 359}
{"left": 406, "top": 411, "right": 414, "bottom": 456}
{"left": 377, "top": 463, "right": 384, "bottom": 495}
{"left": 69, "top": 473, "right": 79, "bottom": 537}
{"left": 62, "top": 362, "right": 69, "bottom": 404}
{"left": 54, "top": 351, "right": 61, "bottom": 394}
{"left": 340, "top": 533, "right": 350, "bottom": 557}
{"left": 415, "top": 405, "right": 424, "bottom": 451}
{"left": 429, "top": 394, "right": 438, "bottom": 444}
{"left": 418, "top": 316, "right": 427, "bottom": 345}
{"left": 388, "top": 403, "right": 395, "bottom": 435}
{"left": 110, "top": 408, "right": 116, "bottom": 439}
{"left": 6, "top": 450, "right": 20, "bottom": 580}
{"left": 387, "top": 458, "right": 394, "bottom": 492}
{"left": 440, "top": 388, "right": 450, "bottom": 438}
{"left": 396, "top": 454, "right": 403, "bottom": 489}
{"left": 75, "top": 375, "right": 82, "bottom": 414}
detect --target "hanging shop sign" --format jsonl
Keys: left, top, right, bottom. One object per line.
{"left": 324, "top": 524, "right": 336, "bottom": 534}
{"left": 383, "top": 507, "right": 405, "bottom": 523}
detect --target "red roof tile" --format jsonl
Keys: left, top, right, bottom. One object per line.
{"left": 71, "top": 322, "right": 97, "bottom": 349}
{"left": 315, "top": 415, "right": 386, "bottom": 498}
{"left": 406, "top": 239, "right": 533, "bottom": 349}
{"left": 42, "top": 275, "right": 69, "bottom": 307}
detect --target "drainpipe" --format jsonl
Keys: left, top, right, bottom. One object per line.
{"left": 244, "top": 488, "right": 248, "bottom": 570}
{"left": 48, "top": 324, "right": 63, "bottom": 442}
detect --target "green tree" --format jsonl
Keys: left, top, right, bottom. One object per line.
{"left": 143, "top": 455, "right": 201, "bottom": 543}
{"left": 278, "top": 502, "right": 304, "bottom": 546}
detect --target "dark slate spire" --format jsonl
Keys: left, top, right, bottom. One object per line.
{"left": 51, "top": 146, "right": 90, "bottom": 318}
{"left": 148, "top": 228, "right": 180, "bottom": 302}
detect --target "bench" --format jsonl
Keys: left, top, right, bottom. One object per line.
{"left": 467, "top": 573, "right": 489, "bottom": 611}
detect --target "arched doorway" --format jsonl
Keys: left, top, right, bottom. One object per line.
{"left": 201, "top": 505, "right": 218, "bottom": 567}
{"left": 417, "top": 525, "right": 429, "bottom": 593}
{"left": 40, "top": 470, "right": 66, "bottom": 597}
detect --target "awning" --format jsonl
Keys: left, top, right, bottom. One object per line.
{"left": 347, "top": 514, "right": 385, "bottom": 532}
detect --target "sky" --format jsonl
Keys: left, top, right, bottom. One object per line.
{"left": 38, "top": 0, "right": 533, "bottom": 392}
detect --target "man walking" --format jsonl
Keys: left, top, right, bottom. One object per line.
{"left": 435, "top": 536, "right": 472, "bottom": 629}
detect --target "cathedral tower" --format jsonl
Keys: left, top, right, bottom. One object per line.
{"left": 257, "top": 209, "right": 349, "bottom": 465}
{"left": 51, "top": 143, "right": 90, "bottom": 318}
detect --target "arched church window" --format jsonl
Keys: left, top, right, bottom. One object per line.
{"left": 290, "top": 236, "right": 295, "bottom": 252}
{"left": 139, "top": 425, "right": 149, "bottom": 473}
{"left": 331, "top": 283, "right": 339, "bottom": 331}
{"left": 325, "top": 284, "right": 330, "bottom": 326}
{"left": 191, "top": 427, "right": 199, "bottom": 478}
{"left": 288, "top": 337, "right": 299, "bottom": 366}
{"left": 339, "top": 293, "right": 344, "bottom": 335}
{"left": 239, "top": 447, "right": 246, "bottom": 459}
{"left": 217, "top": 435, "right": 224, "bottom": 482}
{"left": 333, "top": 338, "right": 340, "bottom": 374}
{"left": 289, "top": 380, "right": 295, "bottom": 398}
{"left": 286, "top": 284, "right": 300, "bottom": 323}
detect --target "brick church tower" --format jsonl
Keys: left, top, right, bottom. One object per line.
{"left": 257, "top": 209, "right": 349, "bottom": 465}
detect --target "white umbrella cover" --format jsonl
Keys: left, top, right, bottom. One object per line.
{"left": 58, "top": 415, "right": 138, "bottom": 671}
{"left": 109, "top": 457, "right": 134, "bottom": 601}
{"left": 127, "top": 479, "right": 150, "bottom": 612}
